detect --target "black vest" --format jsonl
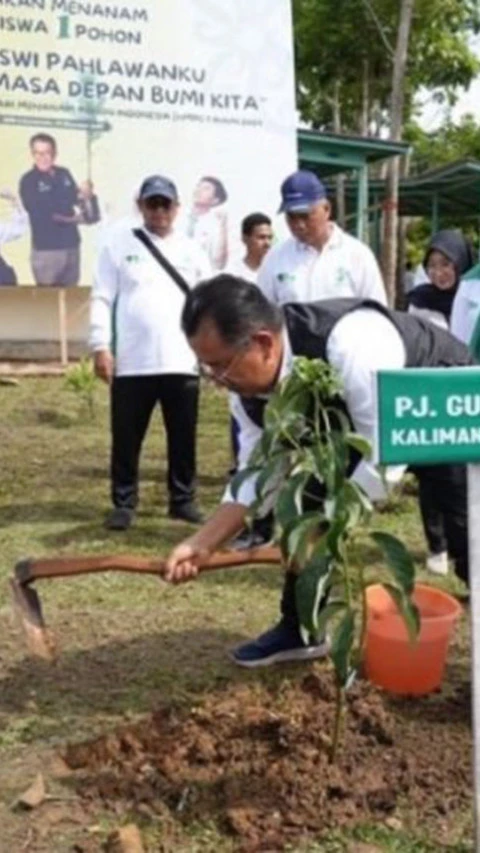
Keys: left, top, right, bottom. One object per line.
{"left": 241, "top": 298, "right": 474, "bottom": 428}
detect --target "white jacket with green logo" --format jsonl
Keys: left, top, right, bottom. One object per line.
{"left": 451, "top": 262, "right": 480, "bottom": 360}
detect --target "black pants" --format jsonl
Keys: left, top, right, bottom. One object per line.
{"left": 110, "top": 374, "right": 199, "bottom": 511}
{"left": 280, "top": 463, "right": 469, "bottom": 632}
{"left": 417, "top": 477, "right": 447, "bottom": 555}
{"left": 413, "top": 463, "right": 468, "bottom": 585}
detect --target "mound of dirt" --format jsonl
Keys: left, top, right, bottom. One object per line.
{"left": 63, "top": 671, "right": 472, "bottom": 851}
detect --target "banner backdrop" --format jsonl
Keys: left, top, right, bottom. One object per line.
{"left": 0, "top": 0, "right": 297, "bottom": 286}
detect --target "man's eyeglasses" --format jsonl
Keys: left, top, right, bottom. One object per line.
{"left": 199, "top": 344, "right": 250, "bottom": 387}
{"left": 144, "top": 196, "right": 172, "bottom": 211}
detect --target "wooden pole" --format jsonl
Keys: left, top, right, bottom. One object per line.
{"left": 58, "top": 288, "right": 68, "bottom": 367}
{"left": 468, "top": 463, "right": 480, "bottom": 848}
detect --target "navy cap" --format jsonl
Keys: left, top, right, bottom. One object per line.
{"left": 279, "top": 170, "right": 327, "bottom": 213}
{"left": 138, "top": 175, "right": 178, "bottom": 202}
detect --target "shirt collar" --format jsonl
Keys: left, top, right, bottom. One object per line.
{"left": 327, "top": 222, "right": 343, "bottom": 248}
{"left": 141, "top": 225, "right": 175, "bottom": 242}
{"left": 294, "top": 221, "right": 343, "bottom": 253}
{"left": 278, "top": 327, "right": 293, "bottom": 381}
{"left": 248, "top": 328, "right": 293, "bottom": 401}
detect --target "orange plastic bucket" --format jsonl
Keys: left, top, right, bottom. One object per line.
{"left": 364, "top": 583, "right": 461, "bottom": 695}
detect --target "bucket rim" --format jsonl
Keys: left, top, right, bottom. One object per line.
{"left": 366, "top": 581, "right": 462, "bottom": 621}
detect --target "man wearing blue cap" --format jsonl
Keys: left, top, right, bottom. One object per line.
{"left": 232, "top": 169, "right": 387, "bottom": 549}
{"left": 90, "top": 174, "right": 211, "bottom": 530}
{"left": 258, "top": 169, "right": 386, "bottom": 306}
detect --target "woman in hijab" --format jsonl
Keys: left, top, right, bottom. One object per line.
{"left": 407, "top": 229, "right": 474, "bottom": 329}
{"left": 406, "top": 229, "right": 474, "bottom": 578}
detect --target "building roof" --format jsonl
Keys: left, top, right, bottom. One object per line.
{"left": 298, "top": 128, "right": 411, "bottom": 175}
{"left": 340, "top": 159, "right": 480, "bottom": 217}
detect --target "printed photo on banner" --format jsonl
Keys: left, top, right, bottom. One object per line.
{"left": 0, "top": 0, "right": 297, "bottom": 287}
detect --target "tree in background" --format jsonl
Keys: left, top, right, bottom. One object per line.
{"left": 380, "top": 0, "right": 416, "bottom": 305}
{"left": 404, "top": 114, "right": 480, "bottom": 266}
{"left": 294, "top": 0, "right": 479, "bottom": 136}
{"left": 292, "top": 0, "right": 480, "bottom": 300}
{"left": 407, "top": 114, "right": 480, "bottom": 173}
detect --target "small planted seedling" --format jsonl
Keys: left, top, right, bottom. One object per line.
{"left": 65, "top": 357, "right": 98, "bottom": 420}
{"left": 232, "top": 357, "right": 419, "bottom": 762}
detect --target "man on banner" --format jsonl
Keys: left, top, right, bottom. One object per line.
{"left": 163, "top": 276, "right": 473, "bottom": 668}
{"left": 19, "top": 133, "right": 100, "bottom": 287}
{"left": 257, "top": 170, "right": 386, "bottom": 306}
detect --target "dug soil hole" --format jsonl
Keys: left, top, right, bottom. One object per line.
{"left": 63, "top": 671, "right": 472, "bottom": 851}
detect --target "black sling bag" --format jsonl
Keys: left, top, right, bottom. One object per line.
{"left": 132, "top": 228, "right": 190, "bottom": 297}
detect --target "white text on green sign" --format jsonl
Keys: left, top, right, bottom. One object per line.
{"left": 377, "top": 368, "right": 480, "bottom": 465}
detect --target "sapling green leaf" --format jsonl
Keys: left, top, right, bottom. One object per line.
{"left": 64, "top": 358, "right": 97, "bottom": 419}
{"left": 275, "top": 471, "right": 310, "bottom": 528}
{"left": 330, "top": 609, "right": 356, "bottom": 688}
{"left": 230, "top": 355, "right": 419, "bottom": 762}
{"left": 295, "top": 555, "right": 333, "bottom": 643}
{"left": 286, "top": 511, "right": 323, "bottom": 566}
{"left": 230, "top": 466, "right": 261, "bottom": 501}
{"left": 345, "top": 432, "right": 373, "bottom": 459}
{"left": 370, "top": 531, "right": 416, "bottom": 595}
{"left": 382, "top": 582, "right": 420, "bottom": 644}
{"left": 315, "top": 598, "right": 347, "bottom": 640}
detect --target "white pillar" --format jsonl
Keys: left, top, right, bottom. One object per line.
{"left": 468, "top": 463, "right": 480, "bottom": 847}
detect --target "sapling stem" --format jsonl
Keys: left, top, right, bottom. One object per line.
{"left": 358, "top": 563, "right": 369, "bottom": 662}
{"left": 330, "top": 682, "right": 345, "bottom": 764}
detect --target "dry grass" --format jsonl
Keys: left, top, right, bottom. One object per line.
{"left": 0, "top": 378, "right": 472, "bottom": 852}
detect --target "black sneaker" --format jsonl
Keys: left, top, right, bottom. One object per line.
{"left": 168, "top": 503, "right": 204, "bottom": 524}
{"left": 105, "top": 507, "right": 135, "bottom": 531}
{"left": 230, "top": 515, "right": 273, "bottom": 550}
{"left": 229, "top": 529, "right": 272, "bottom": 551}
{"left": 231, "top": 619, "right": 330, "bottom": 668}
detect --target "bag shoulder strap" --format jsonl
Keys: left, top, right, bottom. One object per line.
{"left": 132, "top": 228, "right": 190, "bottom": 297}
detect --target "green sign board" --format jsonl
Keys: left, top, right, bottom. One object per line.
{"left": 377, "top": 367, "right": 480, "bottom": 465}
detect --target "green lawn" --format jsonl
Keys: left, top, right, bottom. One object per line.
{"left": 0, "top": 377, "right": 472, "bottom": 852}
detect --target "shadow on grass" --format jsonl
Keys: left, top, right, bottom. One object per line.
{"left": 0, "top": 499, "right": 220, "bottom": 532}
{"left": 35, "top": 409, "right": 76, "bottom": 429}
{"left": 0, "top": 502, "right": 99, "bottom": 528}
{"left": 37, "top": 521, "right": 241, "bottom": 556}
{"left": 0, "top": 627, "right": 279, "bottom": 721}
{"left": 71, "top": 464, "right": 228, "bottom": 489}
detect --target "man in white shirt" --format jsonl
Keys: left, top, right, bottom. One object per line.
{"left": 163, "top": 276, "right": 471, "bottom": 667}
{"left": 226, "top": 211, "right": 273, "bottom": 514}
{"left": 90, "top": 175, "right": 211, "bottom": 530}
{"left": 451, "top": 261, "right": 480, "bottom": 356}
{"left": 258, "top": 169, "right": 386, "bottom": 306}
{"left": 227, "top": 212, "right": 273, "bottom": 284}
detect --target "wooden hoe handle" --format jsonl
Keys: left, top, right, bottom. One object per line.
{"left": 14, "top": 545, "right": 281, "bottom": 585}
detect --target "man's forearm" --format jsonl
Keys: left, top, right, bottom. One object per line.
{"left": 189, "top": 503, "right": 247, "bottom": 553}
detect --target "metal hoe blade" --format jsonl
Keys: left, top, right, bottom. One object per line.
{"left": 10, "top": 578, "right": 56, "bottom": 661}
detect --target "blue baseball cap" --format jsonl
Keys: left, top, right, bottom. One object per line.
{"left": 139, "top": 175, "right": 178, "bottom": 202}
{"left": 278, "top": 170, "right": 327, "bottom": 213}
